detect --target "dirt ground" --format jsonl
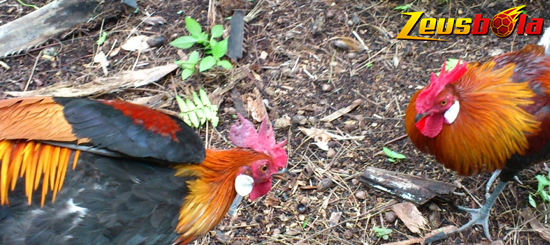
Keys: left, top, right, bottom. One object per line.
{"left": 1, "top": 0, "right": 550, "bottom": 244}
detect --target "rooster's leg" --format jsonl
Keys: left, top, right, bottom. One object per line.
{"left": 455, "top": 180, "right": 508, "bottom": 241}
{"left": 485, "top": 170, "right": 501, "bottom": 199}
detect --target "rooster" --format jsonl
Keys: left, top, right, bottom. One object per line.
{"left": 0, "top": 97, "right": 288, "bottom": 244}
{"left": 405, "top": 28, "right": 550, "bottom": 241}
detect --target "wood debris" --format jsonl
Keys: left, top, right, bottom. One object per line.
{"left": 360, "top": 167, "right": 457, "bottom": 205}
{"left": 5, "top": 64, "right": 178, "bottom": 97}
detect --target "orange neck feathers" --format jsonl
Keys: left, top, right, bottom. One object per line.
{"left": 172, "top": 148, "right": 270, "bottom": 244}
{"left": 406, "top": 61, "right": 541, "bottom": 175}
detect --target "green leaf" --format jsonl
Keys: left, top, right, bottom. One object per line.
{"left": 169, "top": 36, "right": 198, "bottom": 49}
{"left": 302, "top": 217, "right": 310, "bottom": 229}
{"left": 217, "top": 60, "right": 233, "bottom": 69}
{"left": 211, "top": 25, "right": 224, "bottom": 39}
{"left": 199, "top": 88, "right": 212, "bottom": 107}
{"left": 188, "top": 51, "right": 200, "bottom": 63}
{"left": 387, "top": 158, "right": 395, "bottom": 163}
{"left": 212, "top": 39, "right": 228, "bottom": 59}
{"left": 529, "top": 194, "right": 537, "bottom": 208}
{"left": 383, "top": 147, "right": 406, "bottom": 159}
{"left": 185, "top": 98, "right": 200, "bottom": 128}
{"left": 175, "top": 95, "right": 192, "bottom": 126}
{"left": 198, "top": 32, "right": 209, "bottom": 44}
{"left": 209, "top": 39, "right": 218, "bottom": 49}
{"left": 394, "top": 4, "right": 410, "bottom": 11}
{"left": 97, "top": 31, "right": 108, "bottom": 46}
{"left": 372, "top": 226, "right": 392, "bottom": 237}
{"left": 181, "top": 68, "right": 194, "bottom": 80}
{"left": 541, "top": 190, "right": 550, "bottom": 202}
{"left": 436, "top": 58, "right": 460, "bottom": 75}
{"left": 199, "top": 56, "right": 216, "bottom": 72}
{"left": 185, "top": 16, "right": 202, "bottom": 36}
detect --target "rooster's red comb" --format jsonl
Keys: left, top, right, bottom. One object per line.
{"left": 416, "top": 60, "right": 468, "bottom": 112}
{"left": 229, "top": 114, "right": 288, "bottom": 168}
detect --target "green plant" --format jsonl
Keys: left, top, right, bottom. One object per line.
{"left": 373, "top": 226, "right": 392, "bottom": 240}
{"left": 394, "top": 4, "right": 411, "bottom": 12}
{"left": 170, "top": 16, "right": 232, "bottom": 80}
{"left": 97, "top": 31, "right": 108, "bottom": 46}
{"left": 383, "top": 147, "right": 406, "bottom": 163}
{"left": 435, "top": 58, "right": 461, "bottom": 76}
{"left": 176, "top": 88, "right": 219, "bottom": 128}
{"left": 529, "top": 172, "right": 550, "bottom": 208}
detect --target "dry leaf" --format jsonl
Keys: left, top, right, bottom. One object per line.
{"left": 299, "top": 127, "right": 332, "bottom": 151}
{"left": 259, "top": 51, "right": 268, "bottom": 60}
{"left": 130, "top": 94, "right": 171, "bottom": 108}
{"left": 93, "top": 51, "right": 109, "bottom": 75}
{"left": 320, "top": 99, "right": 362, "bottom": 122}
{"left": 521, "top": 208, "right": 550, "bottom": 242}
{"left": 5, "top": 64, "right": 178, "bottom": 97}
{"left": 329, "top": 212, "right": 342, "bottom": 226}
{"left": 391, "top": 202, "right": 427, "bottom": 234}
{"left": 331, "top": 36, "right": 366, "bottom": 52}
{"left": 141, "top": 16, "right": 166, "bottom": 26}
{"left": 121, "top": 35, "right": 150, "bottom": 51}
{"left": 243, "top": 88, "right": 268, "bottom": 122}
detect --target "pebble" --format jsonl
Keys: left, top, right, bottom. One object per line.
{"left": 343, "top": 230, "right": 353, "bottom": 239}
{"left": 292, "top": 115, "right": 307, "bottom": 125}
{"left": 322, "top": 84, "right": 332, "bottom": 92}
{"left": 344, "top": 123, "right": 356, "bottom": 132}
{"left": 326, "top": 148, "right": 336, "bottom": 158}
{"left": 347, "top": 52, "right": 357, "bottom": 59}
{"left": 224, "top": 107, "right": 237, "bottom": 115}
{"left": 147, "top": 35, "right": 165, "bottom": 47}
{"left": 351, "top": 179, "right": 359, "bottom": 185}
{"left": 317, "top": 178, "right": 334, "bottom": 191}
{"left": 384, "top": 211, "right": 397, "bottom": 223}
{"left": 302, "top": 165, "right": 314, "bottom": 178}
{"left": 297, "top": 203, "right": 308, "bottom": 214}
{"left": 355, "top": 190, "right": 366, "bottom": 199}
{"left": 326, "top": 10, "right": 335, "bottom": 18}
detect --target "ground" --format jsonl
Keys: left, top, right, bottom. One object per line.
{"left": 1, "top": 0, "right": 550, "bottom": 244}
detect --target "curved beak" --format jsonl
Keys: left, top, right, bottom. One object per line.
{"left": 271, "top": 168, "right": 291, "bottom": 180}
{"left": 414, "top": 112, "right": 429, "bottom": 123}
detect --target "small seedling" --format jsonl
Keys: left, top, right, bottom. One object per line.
{"left": 394, "top": 4, "right": 411, "bottom": 12}
{"left": 170, "top": 16, "right": 232, "bottom": 80}
{"left": 435, "top": 58, "right": 461, "bottom": 76}
{"left": 97, "top": 31, "right": 108, "bottom": 46}
{"left": 529, "top": 172, "right": 550, "bottom": 208}
{"left": 176, "top": 88, "right": 219, "bottom": 128}
{"left": 373, "top": 226, "right": 392, "bottom": 240}
{"left": 383, "top": 147, "right": 406, "bottom": 163}
{"left": 302, "top": 217, "right": 310, "bottom": 229}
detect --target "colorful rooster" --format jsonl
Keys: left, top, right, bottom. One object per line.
{"left": 405, "top": 28, "right": 550, "bottom": 241}
{"left": 0, "top": 97, "right": 288, "bottom": 244}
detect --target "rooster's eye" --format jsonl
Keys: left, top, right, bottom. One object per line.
{"left": 260, "top": 164, "right": 268, "bottom": 172}
{"left": 440, "top": 100, "right": 447, "bottom": 105}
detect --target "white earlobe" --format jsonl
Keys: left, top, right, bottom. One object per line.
{"left": 235, "top": 174, "right": 254, "bottom": 196}
{"left": 444, "top": 101, "right": 460, "bottom": 124}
